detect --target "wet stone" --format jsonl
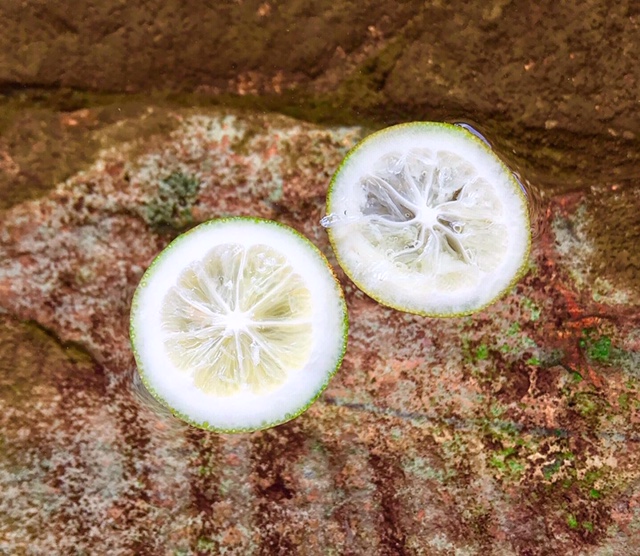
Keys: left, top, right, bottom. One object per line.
{"left": 0, "top": 108, "right": 638, "bottom": 554}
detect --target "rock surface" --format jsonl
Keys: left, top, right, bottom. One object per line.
{"left": 0, "top": 109, "right": 638, "bottom": 554}
{"left": 2, "top": 1, "right": 639, "bottom": 138}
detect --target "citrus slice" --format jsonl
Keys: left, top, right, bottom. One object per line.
{"left": 323, "top": 122, "right": 531, "bottom": 316}
{"left": 130, "top": 218, "right": 348, "bottom": 432}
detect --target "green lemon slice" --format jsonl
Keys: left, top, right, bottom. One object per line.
{"left": 324, "top": 122, "right": 531, "bottom": 317}
{"left": 130, "top": 218, "right": 348, "bottom": 432}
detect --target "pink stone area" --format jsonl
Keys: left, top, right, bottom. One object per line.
{"left": 0, "top": 109, "right": 638, "bottom": 554}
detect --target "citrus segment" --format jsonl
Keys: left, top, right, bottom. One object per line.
{"left": 161, "top": 243, "right": 313, "bottom": 396}
{"left": 324, "top": 122, "right": 531, "bottom": 316}
{"left": 131, "top": 218, "right": 347, "bottom": 432}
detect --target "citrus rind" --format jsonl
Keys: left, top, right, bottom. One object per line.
{"left": 130, "top": 217, "right": 348, "bottom": 432}
{"left": 325, "top": 122, "right": 531, "bottom": 317}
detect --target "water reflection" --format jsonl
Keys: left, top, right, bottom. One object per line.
{"left": 130, "top": 367, "right": 189, "bottom": 437}
{"left": 452, "top": 120, "right": 547, "bottom": 241}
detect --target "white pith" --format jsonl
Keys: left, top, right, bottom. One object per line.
{"left": 131, "top": 219, "right": 346, "bottom": 430}
{"left": 326, "top": 124, "right": 530, "bottom": 316}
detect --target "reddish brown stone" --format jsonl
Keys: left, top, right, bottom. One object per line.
{"left": 0, "top": 109, "right": 638, "bottom": 554}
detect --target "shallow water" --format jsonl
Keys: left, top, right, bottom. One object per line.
{"left": 452, "top": 121, "right": 548, "bottom": 241}
{"left": 1, "top": 2, "right": 639, "bottom": 554}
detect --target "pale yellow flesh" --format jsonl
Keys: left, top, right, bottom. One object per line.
{"left": 160, "top": 244, "right": 313, "bottom": 396}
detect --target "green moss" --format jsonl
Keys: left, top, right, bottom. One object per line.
{"left": 579, "top": 329, "right": 613, "bottom": 363}
{"left": 618, "top": 393, "right": 629, "bottom": 410}
{"left": 571, "top": 391, "right": 608, "bottom": 417}
{"left": 571, "top": 371, "right": 583, "bottom": 383}
{"left": 543, "top": 460, "right": 563, "bottom": 480}
{"left": 484, "top": 419, "right": 521, "bottom": 445}
{"left": 575, "top": 394, "right": 597, "bottom": 415}
{"left": 589, "top": 337, "right": 612, "bottom": 362}
{"left": 461, "top": 338, "right": 494, "bottom": 365}
{"left": 475, "top": 344, "right": 489, "bottom": 360}
{"left": 144, "top": 172, "right": 200, "bottom": 232}
{"left": 542, "top": 452, "right": 574, "bottom": 480}
{"left": 507, "top": 323, "right": 521, "bottom": 336}
{"left": 567, "top": 514, "right": 579, "bottom": 529}
{"left": 582, "top": 469, "right": 604, "bottom": 487}
{"left": 489, "top": 454, "right": 507, "bottom": 470}
{"left": 508, "top": 459, "right": 525, "bottom": 474}
{"left": 196, "top": 537, "right": 217, "bottom": 553}
{"left": 489, "top": 446, "right": 525, "bottom": 479}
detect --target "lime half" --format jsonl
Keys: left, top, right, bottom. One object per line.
{"left": 130, "top": 218, "right": 348, "bottom": 432}
{"left": 324, "top": 122, "right": 531, "bottom": 316}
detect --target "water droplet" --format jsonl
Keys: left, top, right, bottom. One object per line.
{"left": 320, "top": 213, "right": 341, "bottom": 228}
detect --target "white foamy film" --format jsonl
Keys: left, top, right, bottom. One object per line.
{"left": 131, "top": 219, "right": 346, "bottom": 431}
{"left": 325, "top": 123, "right": 530, "bottom": 315}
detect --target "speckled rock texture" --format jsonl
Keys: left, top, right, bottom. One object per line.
{"left": 0, "top": 108, "right": 638, "bottom": 555}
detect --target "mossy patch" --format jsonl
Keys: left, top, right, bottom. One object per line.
{"left": 475, "top": 344, "right": 489, "bottom": 361}
{"left": 579, "top": 330, "right": 612, "bottom": 363}
{"left": 522, "top": 298, "right": 541, "bottom": 321}
{"left": 489, "top": 447, "right": 525, "bottom": 479}
{"left": 143, "top": 172, "right": 201, "bottom": 232}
